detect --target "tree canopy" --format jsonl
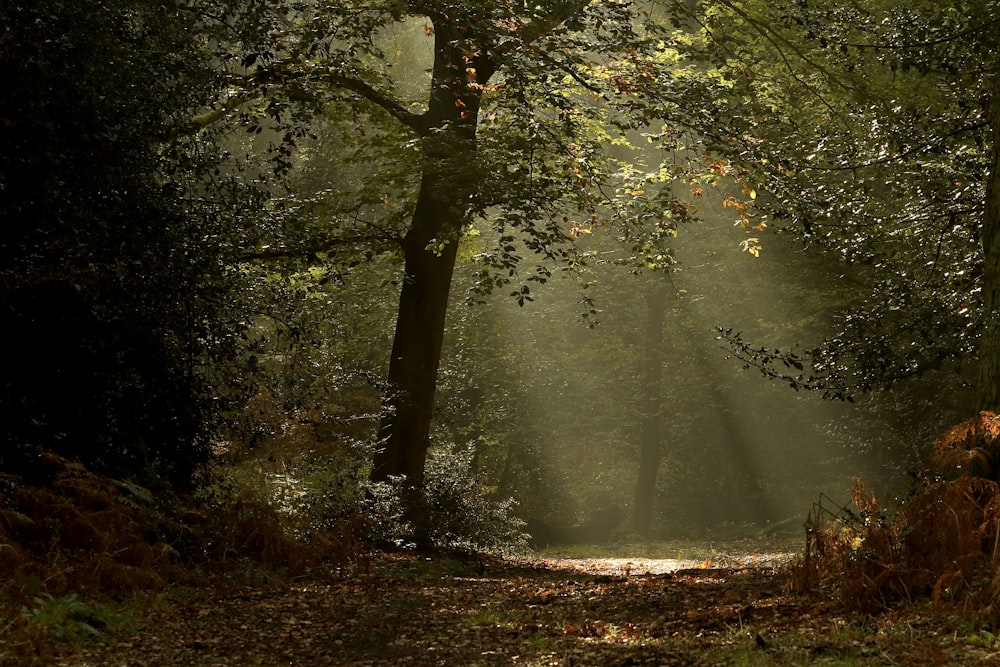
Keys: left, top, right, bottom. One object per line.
{"left": 0, "top": 0, "right": 263, "bottom": 484}
{"left": 706, "top": 0, "right": 999, "bottom": 410}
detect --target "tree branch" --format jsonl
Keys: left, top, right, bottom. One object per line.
{"left": 322, "top": 69, "right": 430, "bottom": 134}
{"left": 518, "top": 0, "right": 593, "bottom": 45}
{"left": 174, "top": 2, "right": 596, "bottom": 141}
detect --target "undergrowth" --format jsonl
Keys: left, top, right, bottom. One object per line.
{"left": 367, "top": 444, "right": 529, "bottom": 556}
{"left": 207, "top": 438, "right": 529, "bottom": 557}
{"left": 9, "top": 413, "right": 1000, "bottom": 663}
{"left": 0, "top": 443, "right": 372, "bottom": 665}
{"left": 0, "top": 392, "right": 526, "bottom": 665}
{"left": 801, "top": 411, "right": 1000, "bottom": 623}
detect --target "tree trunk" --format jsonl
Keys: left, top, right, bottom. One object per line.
{"left": 369, "top": 19, "right": 491, "bottom": 518}
{"left": 632, "top": 274, "right": 668, "bottom": 534}
{"left": 371, "top": 174, "right": 464, "bottom": 487}
{"left": 977, "top": 71, "right": 1000, "bottom": 412}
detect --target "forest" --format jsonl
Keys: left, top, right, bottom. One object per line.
{"left": 3, "top": 0, "right": 1000, "bottom": 664}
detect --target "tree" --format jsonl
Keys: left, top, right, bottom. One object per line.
{"left": 358, "top": 2, "right": 674, "bottom": 492}
{"left": 212, "top": 0, "right": 756, "bottom": 526}
{"left": 702, "top": 0, "right": 997, "bottom": 414}
{"left": 632, "top": 273, "right": 668, "bottom": 534}
{"left": 979, "top": 65, "right": 1000, "bottom": 409}
{"left": 0, "top": 0, "right": 261, "bottom": 484}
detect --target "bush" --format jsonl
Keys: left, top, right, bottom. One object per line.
{"left": 197, "top": 438, "right": 527, "bottom": 560}
{"left": 364, "top": 444, "right": 528, "bottom": 556}
{"left": 21, "top": 593, "right": 114, "bottom": 644}
{"left": 193, "top": 454, "right": 371, "bottom": 574}
{"left": 803, "top": 412, "right": 1000, "bottom": 619}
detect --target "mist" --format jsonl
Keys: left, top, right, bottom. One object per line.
{"left": 247, "top": 16, "right": 976, "bottom": 546}
{"left": 443, "top": 205, "right": 956, "bottom": 540}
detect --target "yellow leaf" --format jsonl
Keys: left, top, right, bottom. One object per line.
{"left": 739, "top": 237, "right": 762, "bottom": 258}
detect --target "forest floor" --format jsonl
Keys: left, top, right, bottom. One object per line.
{"left": 52, "top": 543, "right": 1000, "bottom": 667}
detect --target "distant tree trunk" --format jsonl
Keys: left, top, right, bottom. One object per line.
{"left": 978, "top": 72, "right": 1000, "bottom": 412}
{"left": 369, "top": 20, "right": 494, "bottom": 526}
{"left": 632, "top": 274, "right": 668, "bottom": 534}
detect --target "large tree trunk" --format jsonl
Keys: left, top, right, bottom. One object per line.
{"left": 977, "top": 72, "right": 1000, "bottom": 412}
{"left": 370, "top": 19, "right": 491, "bottom": 518}
{"left": 371, "top": 172, "right": 464, "bottom": 487}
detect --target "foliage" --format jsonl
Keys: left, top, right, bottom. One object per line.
{"left": 421, "top": 444, "right": 529, "bottom": 555}
{"left": 803, "top": 412, "right": 1000, "bottom": 618}
{"left": 0, "top": 0, "right": 265, "bottom": 484}
{"left": 0, "top": 593, "right": 115, "bottom": 666}
{"left": 0, "top": 446, "right": 375, "bottom": 664}
{"left": 227, "top": 251, "right": 399, "bottom": 451}
{"left": 21, "top": 594, "right": 112, "bottom": 644}
{"left": 364, "top": 444, "right": 529, "bottom": 556}
{"left": 0, "top": 449, "right": 183, "bottom": 601}
{"left": 704, "top": 0, "right": 995, "bottom": 406}
{"left": 197, "top": 433, "right": 527, "bottom": 558}
{"left": 193, "top": 456, "right": 370, "bottom": 574}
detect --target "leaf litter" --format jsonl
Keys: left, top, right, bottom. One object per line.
{"left": 60, "top": 544, "right": 1000, "bottom": 666}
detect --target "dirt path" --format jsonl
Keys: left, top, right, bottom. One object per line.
{"left": 65, "top": 554, "right": 1000, "bottom": 666}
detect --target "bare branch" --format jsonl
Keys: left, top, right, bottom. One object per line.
{"left": 518, "top": 0, "right": 593, "bottom": 45}
{"left": 323, "top": 70, "right": 430, "bottom": 134}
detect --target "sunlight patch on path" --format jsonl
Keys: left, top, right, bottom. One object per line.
{"left": 532, "top": 557, "right": 705, "bottom": 576}
{"left": 523, "top": 551, "right": 798, "bottom": 577}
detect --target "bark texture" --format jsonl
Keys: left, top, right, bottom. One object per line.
{"left": 371, "top": 20, "right": 491, "bottom": 490}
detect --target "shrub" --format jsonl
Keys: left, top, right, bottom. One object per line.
{"left": 364, "top": 444, "right": 528, "bottom": 556}
{"left": 193, "top": 457, "right": 370, "bottom": 574}
{"left": 21, "top": 593, "right": 113, "bottom": 644}
{"left": 805, "top": 412, "right": 1000, "bottom": 619}
{"left": 197, "top": 437, "right": 527, "bottom": 559}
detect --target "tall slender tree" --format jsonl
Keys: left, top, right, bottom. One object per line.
{"left": 632, "top": 273, "right": 668, "bottom": 534}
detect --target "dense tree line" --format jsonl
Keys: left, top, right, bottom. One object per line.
{"left": 0, "top": 0, "right": 263, "bottom": 484}
{"left": 3, "top": 0, "right": 999, "bottom": 544}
